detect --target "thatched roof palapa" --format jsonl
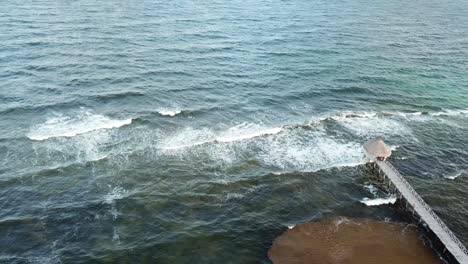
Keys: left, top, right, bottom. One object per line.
{"left": 363, "top": 137, "right": 392, "bottom": 158}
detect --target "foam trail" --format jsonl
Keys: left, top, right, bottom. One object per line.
{"left": 27, "top": 110, "right": 132, "bottom": 141}
{"left": 104, "top": 186, "right": 128, "bottom": 204}
{"left": 360, "top": 197, "right": 397, "bottom": 206}
{"left": 105, "top": 187, "right": 128, "bottom": 221}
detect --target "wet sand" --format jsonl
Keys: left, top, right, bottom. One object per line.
{"left": 269, "top": 217, "right": 441, "bottom": 264}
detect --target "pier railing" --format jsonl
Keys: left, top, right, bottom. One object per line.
{"left": 382, "top": 160, "right": 468, "bottom": 256}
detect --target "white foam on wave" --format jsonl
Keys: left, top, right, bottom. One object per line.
{"left": 160, "top": 123, "right": 283, "bottom": 150}
{"left": 360, "top": 196, "right": 397, "bottom": 206}
{"left": 334, "top": 112, "right": 411, "bottom": 137}
{"left": 363, "top": 184, "right": 378, "bottom": 196}
{"left": 215, "top": 125, "right": 282, "bottom": 143}
{"left": 377, "top": 111, "right": 424, "bottom": 119}
{"left": 330, "top": 112, "right": 377, "bottom": 120}
{"left": 324, "top": 109, "right": 467, "bottom": 134}
{"left": 160, "top": 127, "right": 214, "bottom": 151}
{"left": 431, "top": 109, "right": 468, "bottom": 117}
{"left": 390, "top": 145, "right": 399, "bottom": 151}
{"left": 27, "top": 110, "right": 132, "bottom": 141}
{"left": 444, "top": 171, "right": 464, "bottom": 180}
{"left": 160, "top": 121, "right": 366, "bottom": 172}
{"left": 158, "top": 110, "right": 182, "bottom": 117}
{"left": 258, "top": 129, "right": 365, "bottom": 172}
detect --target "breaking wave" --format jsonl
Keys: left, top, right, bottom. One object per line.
{"left": 23, "top": 108, "right": 467, "bottom": 174}
{"left": 258, "top": 131, "right": 365, "bottom": 171}
{"left": 27, "top": 109, "right": 133, "bottom": 141}
{"left": 157, "top": 108, "right": 467, "bottom": 171}
{"left": 160, "top": 123, "right": 283, "bottom": 150}
{"left": 160, "top": 122, "right": 364, "bottom": 172}
{"left": 216, "top": 126, "right": 282, "bottom": 143}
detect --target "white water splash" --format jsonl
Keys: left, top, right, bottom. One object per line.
{"left": 430, "top": 109, "right": 468, "bottom": 117}
{"left": 158, "top": 110, "right": 182, "bottom": 117}
{"left": 360, "top": 197, "right": 397, "bottom": 206}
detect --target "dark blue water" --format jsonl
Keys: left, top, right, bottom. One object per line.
{"left": 1, "top": 0, "right": 468, "bottom": 263}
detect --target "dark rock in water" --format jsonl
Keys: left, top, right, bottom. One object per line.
{"left": 268, "top": 217, "right": 441, "bottom": 264}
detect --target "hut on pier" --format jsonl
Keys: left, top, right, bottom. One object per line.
{"left": 363, "top": 137, "right": 392, "bottom": 161}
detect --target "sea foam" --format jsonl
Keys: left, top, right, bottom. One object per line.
{"left": 27, "top": 110, "right": 132, "bottom": 141}
{"left": 161, "top": 124, "right": 282, "bottom": 150}
{"left": 158, "top": 110, "right": 182, "bottom": 117}
{"left": 360, "top": 197, "right": 397, "bottom": 206}
{"left": 334, "top": 113, "right": 411, "bottom": 137}
{"left": 215, "top": 127, "right": 282, "bottom": 143}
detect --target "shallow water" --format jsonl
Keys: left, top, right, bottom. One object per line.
{"left": 269, "top": 217, "right": 441, "bottom": 264}
{"left": 1, "top": 0, "right": 468, "bottom": 263}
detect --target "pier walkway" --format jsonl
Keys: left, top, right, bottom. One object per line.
{"left": 375, "top": 160, "right": 468, "bottom": 263}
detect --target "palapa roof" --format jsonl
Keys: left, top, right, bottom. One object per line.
{"left": 363, "top": 137, "right": 392, "bottom": 158}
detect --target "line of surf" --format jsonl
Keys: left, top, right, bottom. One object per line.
{"left": 161, "top": 126, "right": 283, "bottom": 150}
{"left": 27, "top": 111, "right": 133, "bottom": 141}
{"left": 324, "top": 108, "right": 467, "bottom": 121}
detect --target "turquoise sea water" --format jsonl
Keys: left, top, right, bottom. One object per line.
{"left": 1, "top": 0, "right": 468, "bottom": 263}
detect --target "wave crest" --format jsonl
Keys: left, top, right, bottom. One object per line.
{"left": 161, "top": 124, "right": 283, "bottom": 150}
{"left": 27, "top": 109, "right": 132, "bottom": 141}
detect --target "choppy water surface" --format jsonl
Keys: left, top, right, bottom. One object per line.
{"left": 1, "top": 0, "right": 468, "bottom": 263}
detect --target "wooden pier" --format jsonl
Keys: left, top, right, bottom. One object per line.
{"left": 364, "top": 138, "right": 468, "bottom": 264}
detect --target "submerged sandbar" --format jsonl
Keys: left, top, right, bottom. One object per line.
{"left": 269, "top": 217, "right": 441, "bottom": 264}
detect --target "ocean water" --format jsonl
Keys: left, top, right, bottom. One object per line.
{"left": 1, "top": 0, "right": 467, "bottom": 263}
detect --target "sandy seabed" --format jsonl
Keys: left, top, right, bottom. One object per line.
{"left": 269, "top": 217, "right": 441, "bottom": 264}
